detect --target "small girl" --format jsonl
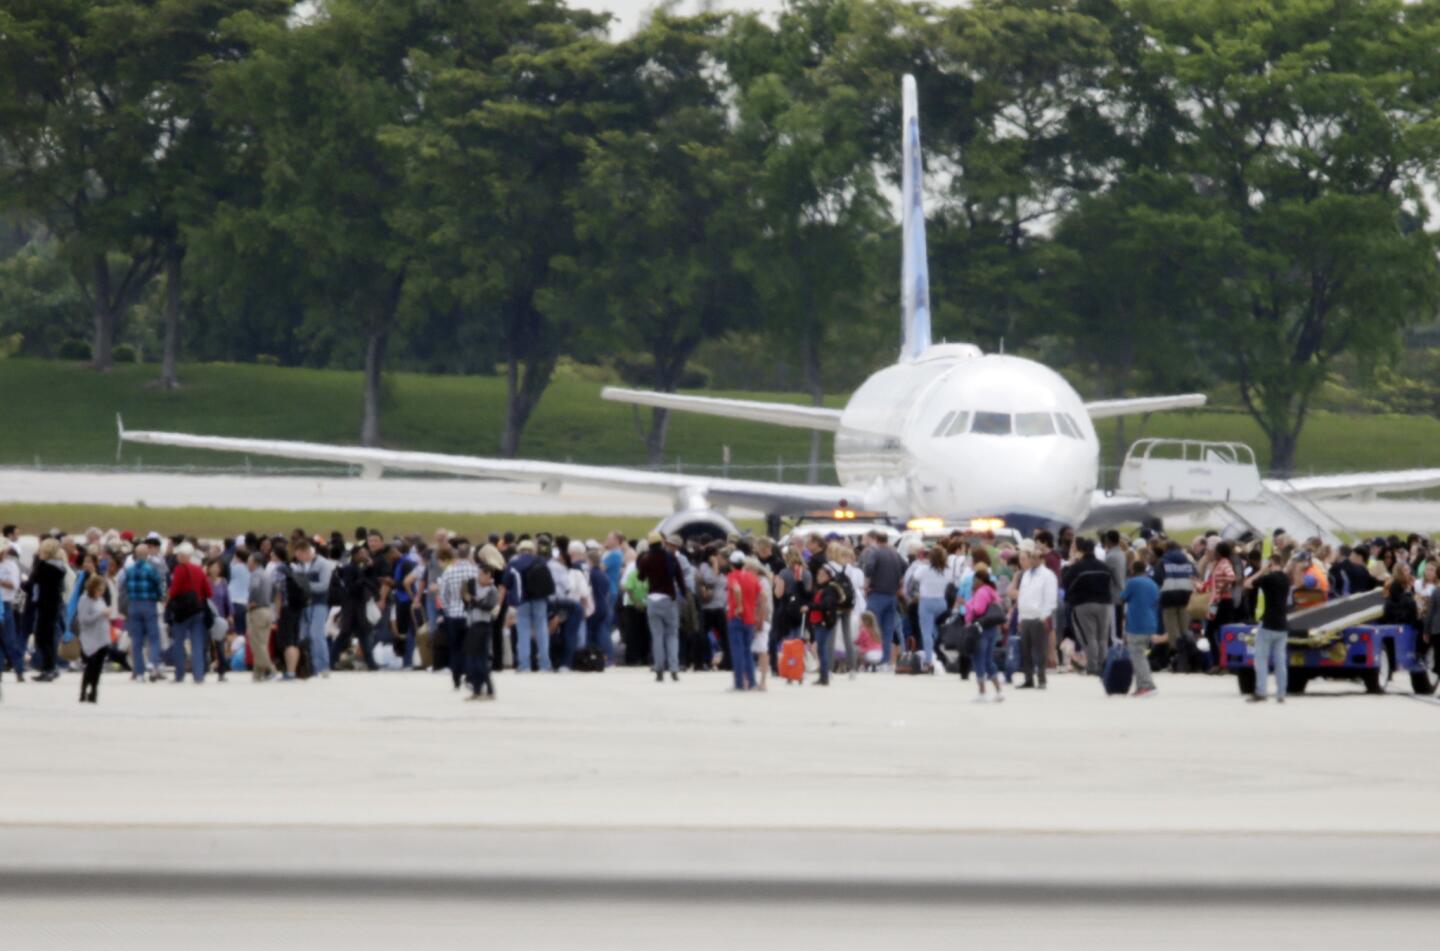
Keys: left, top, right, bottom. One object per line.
{"left": 855, "top": 611, "right": 884, "bottom": 670}
{"left": 76, "top": 575, "right": 112, "bottom": 703}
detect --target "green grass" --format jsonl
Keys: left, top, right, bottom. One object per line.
{"left": 0, "top": 503, "right": 748, "bottom": 543}
{"left": 2, "top": 357, "right": 1438, "bottom": 480}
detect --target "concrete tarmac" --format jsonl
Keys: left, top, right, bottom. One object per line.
{"left": 1, "top": 667, "right": 1438, "bottom": 947}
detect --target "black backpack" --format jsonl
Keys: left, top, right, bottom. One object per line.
{"left": 833, "top": 570, "right": 855, "bottom": 610}
{"left": 327, "top": 569, "right": 345, "bottom": 607}
{"left": 522, "top": 558, "right": 555, "bottom": 601}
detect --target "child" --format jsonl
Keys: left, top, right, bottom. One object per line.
{"left": 464, "top": 565, "right": 499, "bottom": 701}
{"left": 855, "top": 611, "right": 884, "bottom": 670}
{"left": 75, "top": 575, "right": 113, "bottom": 703}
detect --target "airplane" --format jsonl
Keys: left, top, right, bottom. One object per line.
{"left": 119, "top": 76, "right": 1440, "bottom": 542}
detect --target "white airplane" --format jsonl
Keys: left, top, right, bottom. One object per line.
{"left": 120, "top": 76, "right": 1440, "bottom": 541}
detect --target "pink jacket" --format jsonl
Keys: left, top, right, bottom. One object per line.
{"left": 965, "top": 583, "right": 1001, "bottom": 625}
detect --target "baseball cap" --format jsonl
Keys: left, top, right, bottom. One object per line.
{"left": 666, "top": 534, "right": 682, "bottom": 546}
{"left": 647, "top": 531, "right": 663, "bottom": 545}
{"left": 729, "top": 551, "right": 746, "bottom": 566}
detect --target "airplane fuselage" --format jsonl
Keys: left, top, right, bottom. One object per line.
{"left": 836, "top": 344, "right": 1100, "bottom": 534}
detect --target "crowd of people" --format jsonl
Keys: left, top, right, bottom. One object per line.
{"left": 0, "top": 518, "right": 1434, "bottom": 706}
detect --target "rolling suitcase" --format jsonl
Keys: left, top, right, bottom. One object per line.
{"left": 1101, "top": 643, "right": 1133, "bottom": 696}
{"left": 778, "top": 638, "right": 806, "bottom": 684}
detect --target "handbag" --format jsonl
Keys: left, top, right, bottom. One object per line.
{"left": 978, "top": 600, "right": 1007, "bottom": 628}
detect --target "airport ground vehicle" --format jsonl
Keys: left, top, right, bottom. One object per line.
{"left": 1221, "top": 590, "right": 1440, "bottom": 695}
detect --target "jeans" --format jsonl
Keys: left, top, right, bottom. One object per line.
{"left": 172, "top": 614, "right": 208, "bottom": 683}
{"left": 1, "top": 603, "right": 24, "bottom": 674}
{"left": 515, "top": 599, "right": 551, "bottom": 672}
{"left": 1253, "top": 626, "right": 1288, "bottom": 698}
{"left": 868, "top": 593, "right": 900, "bottom": 664}
{"left": 813, "top": 623, "right": 834, "bottom": 682}
{"left": 836, "top": 610, "right": 856, "bottom": 673}
{"left": 586, "top": 607, "right": 614, "bottom": 663}
{"left": 445, "top": 616, "right": 468, "bottom": 687}
{"left": 1003, "top": 628, "right": 1021, "bottom": 683}
{"left": 127, "top": 601, "right": 161, "bottom": 676}
{"left": 973, "top": 624, "right": 1000, "bottom": 680}
{"left": 727, "top": 619, "right": 756, "bottom": 689}
{"left": 647, "top": 597, "right": 680, "bottom": 673}
{"left": 554, "top": 598, "right": 583, "bottom": 669}
{"left": 917, "top": 596, "right": 946, "bottom": 667}
{"left": 1126, "top": 634, "right": 1156, "bottom": 692}
{"left": 301, "top": 603, "right": 330, "bottom": 673}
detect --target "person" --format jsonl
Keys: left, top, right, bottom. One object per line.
{"left": 0, "top": 541, "right": 23, "bottom": 680}
{"left": 854, "top": 612, "right": 884, "bottom": 670}
{"left": 506, "top": 539, "right": 553, "bottom": 673}
{"left": 437, "top": 544, "right": 479, "bottom": 689}
{"left": 271, "top": 543, "right": 304, "bottom": 680}
{"left": 636, "top": 532, "right": 686, "bottom": 682}
{"left": 750, "top": 558, "right": 773, "bottom": 690}
{"left": 245, "top": 551, "right": 279, "bottom": 681}
{"left": 585, "top": 548, "right": 614, "bottom": 664}
{"left": 1121, "top": 561, "right": 1161, "bottom": 698}
{"left": 29, "top": 537, "right": 67, "bottom": 682}
{"left": 1103, "top": 529, "right": 1127, "bottom": 637}
{"left": 697, "top": 546, "right": 728, "bottom": 670}
{"left": 75, "top": 574, "right": 112, "bottom": 703}
{"left": 166, "top": 542, "right": 213, "bottom": 684}
{"left": 463, "top": 563, "right": 499, "bottom": 701}
{"left": 724, "top": 551, "right": 761, "bottom": 691}
{"left": 228, "top": 544, "right": 250, "bottom": 651}
{"left": 1199, "top": 540, "right": 1241, "bottom": 673}
{"left": 771, "top": 548, "right": 811, "bottom": 673}
{"left": 860, "top": 531, "right": 905, "bottom": 666}
{"left": 292, "top": 539, "right": 334, "bottom": 677}
{"left": 1063, "top": 538, "right": 1114, "bottom": 676}
{"left": 963, "top": 567, "right": 1005, "bottom": 703}
{"left": 122, "top": 538, "right": 166, "bottom": 681}
{"left": 1154, "top": 541, "right": 1197, "bottom": 672}
{"left": 910, "top": 545, "right": 951, "bottom": 670}
{"left": 1245, "top": 552, "right": 1292, "bottom": 703}
{"left": 1013, "top": 542, "right": 1057, "bottom": 689}
{"left": 807, "top": 563, "right": 844, "bottom": 686}
{"left": 205, "top": 557, "right": 231, "bottom": 682}
{"left": 1382, "top": 563, "right": 1420, "bottom": 627}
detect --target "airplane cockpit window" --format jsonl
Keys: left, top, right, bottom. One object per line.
{"left": 1054, "top": 413, "right": 1083, "bottom": 439}
{"left": 943, "top": 411, "right": 971, "bottom": 437}
{"left": 931, "top": 411, "right": 957, "bottom": 438}
{"left": 971, "top": 411, "right": 1012, "bottom": 436}
{"left": 1015, "top": 412, "right": 1056, "bottom": 437}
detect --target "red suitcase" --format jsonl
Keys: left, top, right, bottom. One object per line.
{"left": 778, "top": 638, "right": 806, "bottom": 684}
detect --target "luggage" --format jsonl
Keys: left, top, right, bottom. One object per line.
{"left": 778, "top": 637, "right": 806, "bottom": 684}
{"left": 297, "top": 640, "right": 314, "bottom": 680}
{"left": 895, "top": 637, "right": 925, "bottom": 675}
{"left": 574, "top": 645, "right": 606, "bottom": 672}
{"left": 1101, "top": 643, "right": 1133, "bottom": 696}
{"left": 939, "top": 617, "right": 968, "bottom": 651}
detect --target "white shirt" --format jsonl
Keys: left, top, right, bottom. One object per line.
{"left": 912, "top": 564, "right": 951, "bottom": 600}
{"left": 0, "top": 559, "right": 19, "bottom": 603}
{"left": 1016, "top": 565, "right": 1059, "bottom": 620}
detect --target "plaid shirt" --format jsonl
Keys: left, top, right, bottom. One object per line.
{"left": 438, "top": 560, "right": 480, "bottom": 619}
{"left": 124, "top": 560, "right": 164, "bottom": 603}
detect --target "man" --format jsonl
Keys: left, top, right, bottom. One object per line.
{"left": 245, "top": 551, "right": 279, "bottom": 681}
{"left": 387, "top": 538, "right": 418, "bottom": 668}
{"left": 1063, "top": 538, "right": 1114, "bottom": 675}
{"left": 548, "top": 536, "right": 585, "bottom": 671}
{"left": 754, "top": 536, "right": 784, "bottom": 576}
{"left": 0, "top": 541, "right": 24, "bottom": 681}
{"left": 123, "top": 538, "right": 166, "bottom": 682}
{"left": 1013, "top": 542, "right": 1057, "bottom": 689}
{"left": 637, "top": 532, "right": 687, "bottom": 682}
{"left": 1121, "top": 561, "right": 1161, "bottom": 698}
{"left": 506, "top": 539, "right": 553, "bottom": 673}
{"left": 437, "top": 544, "right": 479, "bottom": 689}
{"left": 1245, "top": 552, "right": 1293, "bottom": 703}
{"left": 725, "top": 551, "right": 761, "bottom": 691}
{"left": 228, "top": 543, "right": 251, "bottom": 648}
{"left": 1155, "top": 541, "right": 1198, "bottom": 672}
{"left": 292, "top": 539, "right": 335, "bottom": 677}
{"left": 166, "top": 542, "right": 212, "bottom": 684}
{"left": 1103, "top": 530, "right": 1127, "bottom": 637}
{"left": 1342, "top": 545, "right": 1377, "bottom": 595}
{"left": 860, "top": 530, "right": 906, "bottom": 666}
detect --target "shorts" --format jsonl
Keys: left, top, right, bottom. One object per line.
{"left": 275, "top": 612, "right": 301, "bottom": 651}
{"left": 752, "top": 624, "right": 769, "bottom": 655}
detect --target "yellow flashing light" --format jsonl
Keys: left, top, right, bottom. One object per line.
{"left": 832, "top": 509, "right": 858, "bottom": 520}
{"left": 906, "top": 517, "right": 947, "bottom": 534}
{"left": 969, "top": 517, "right": 1006, "bottom": 534}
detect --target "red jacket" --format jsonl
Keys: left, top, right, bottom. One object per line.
{"left": 168, "top": 562, "right": 212, "bottom": 603}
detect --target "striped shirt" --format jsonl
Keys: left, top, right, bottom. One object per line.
{"left": 438, "top": 560, "right": 480, "bottom": 619}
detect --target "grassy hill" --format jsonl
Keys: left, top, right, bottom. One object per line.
{"left": 2, "top": 357, "right": 1438, "bottom": 479}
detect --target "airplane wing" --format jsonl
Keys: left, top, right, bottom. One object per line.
{"left": 1264, "top": 469, "right": 1440, "bottom": 501}
{"left": 1084, "top": 394, "right": 1207, "bottom": 419}
{"left": 600, "top": 387, "right": 842, "bottom": 432}
{"left": 118, "top": 422, "right": 856, "bottom": 516}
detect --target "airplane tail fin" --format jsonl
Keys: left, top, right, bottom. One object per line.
{"left": 900, "top": 74, "right": 932, "bottom": 362}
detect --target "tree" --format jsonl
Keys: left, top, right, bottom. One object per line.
{"left": 566, "top": 13, "right": 763, "bottom": 465}
{"left": 1136, "top": 0, "right": 1440, "bottom": 474}
{"left": 0, "top": 0, "right": 291, "bottom": 371}
{"left": 213, "top": 0, "right": 430, "bottom": 445}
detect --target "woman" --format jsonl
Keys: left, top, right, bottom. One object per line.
{"left": 29, "top": 538, "right": 67, "bottom": 682}
{"left": 807, "top": 564, "right": 844, "bottom": 686}
{"left": 1383, "top": 563, "right": 1420, "bottom": 627}
{"left": 1200, "top": 540, "right": 1239, "bottom": 673}
{"left": 206, "top": 558, "right": 231, "bottom": 682}
{"left": 75, "top": 574, "right": 112, "bottom": 703}
{"left": 912, "top": 546, "right": 951, "bottom": 670}
{"left": 963, "top": 567, "right": 1005, "bottom": 703}
{"left": 751, "top": 558, "right": 773, "bottom": 691}
{"left": 696, "top": 546, "right": 728, "bottom": 669}
{"left": 772, "top": 549, "right": 811, "bottom": 674}
{"left": 841, "top": 545, "right": 867, "bottom": 679}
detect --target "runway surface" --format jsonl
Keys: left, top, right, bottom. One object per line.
{"left": 2, "top": 667, "right": 1438, "bottom": 947}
